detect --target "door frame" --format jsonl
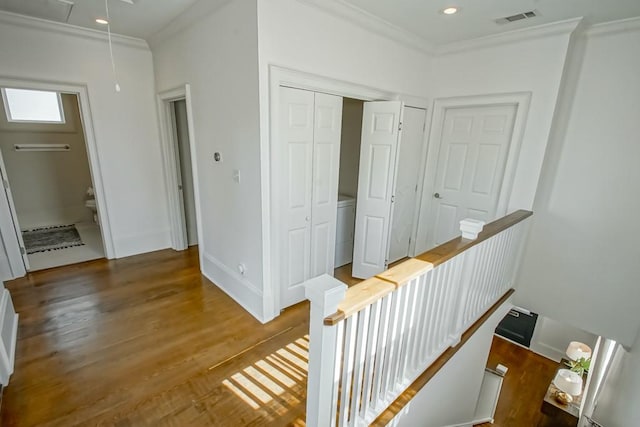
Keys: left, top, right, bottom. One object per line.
{"left": 0, "top": 148, "right": 29, "bottom": 271}
{"left": 417, "top": 92, "right": 532, "bottom": 251}
{"left": 0, "top": 77, "right": 115, "bottom": 278}
{"left": 157, "top": 84, "right": 203, "bottom": 253}
{"left": 265, "top": 65, "right": 429, "bottom": 318}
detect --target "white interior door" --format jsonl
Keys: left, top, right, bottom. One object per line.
{"left": 279, "top": 87, "right": 314, "bottom": 308}
{"left": 0, "top": 149, "right": 28, "bottom": 274}
{"left": 429, "top": 104, "right": 517, "bottom": 245}
{"left": 352, "top": 101, "right": 403, "bottom": 279}
{"left": 388, "top": 106, "right": 426, "bottom": 263}
{"left": 310, "top": 93, "right": 342, "bottom": 277}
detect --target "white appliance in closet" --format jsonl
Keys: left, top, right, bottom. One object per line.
{"left": 334, "top": 194, "right": 356, "bottom": 268}
{"left": 278, "top": 87, "right": 343, "bottom": 309}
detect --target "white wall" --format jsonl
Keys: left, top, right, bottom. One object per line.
{"left": 530, "top": 315, "right": 598, "bottom": 362}
{"left": 257, "top": 1, "right": 433, "bottom": 98}
{"left": 151, "top": 0, "right": 265, "bottom": 319}
{"left": 515, "top": 20, "right": 640, "bottom": 347}
{"left": 593, "top": 333, "right": 640, "bottom": 426}
{"left": 414, "top": 22, "right": 577, "bottom": 253}
{"left": 257, "top": 0, "right": 433, "bottom": 319}
{"left": 391, "top": 299, "right": 513, "bottom": 427}
{"left": 0, "top": 94, "right": 93, "bottom": 228}
{"left": 0, "top": 13, "right": 170, "bottom": 258}
{"left": 337, "top": 98, "right": 363, "bottom": 197}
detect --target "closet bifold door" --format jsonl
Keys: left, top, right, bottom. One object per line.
{"left": 280, "top": 87, "right": 314, "bottom": 309}
{"left": 352, "top": 101, "right": 404, "bottom": 279}
{"left": 310, "top": 93, "right": 342, "bottom": 279}
{"left": 278, "top": 87, "right": 343, "bottom": 310}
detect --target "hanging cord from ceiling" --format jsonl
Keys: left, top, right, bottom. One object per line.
{"left": 105, "top": 0, "right": 121, "bottom": 92}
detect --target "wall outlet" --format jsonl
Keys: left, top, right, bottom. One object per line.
{"left": 233, "top": 169, "right": 240, "bottom": 183}
{"left": 237, "top": 263, "right": 246, "bottom": 276}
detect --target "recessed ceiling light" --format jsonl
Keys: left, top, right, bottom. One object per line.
{"left": 442, "top": 7, "right": 459, "bottom": 15}
{"left": 95, "top": 18, "right": 109, "bottom": 25}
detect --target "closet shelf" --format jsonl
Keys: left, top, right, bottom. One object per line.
{"left": 13, "top": 144, "right": 70, "bottom": 152}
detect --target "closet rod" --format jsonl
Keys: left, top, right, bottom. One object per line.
{"left": 14, "top": 144, "right": 70, "bottom": 152}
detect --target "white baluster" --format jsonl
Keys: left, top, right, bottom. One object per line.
{"left": 371, "top": 295, "right": 392, "bottom": 411}
{"left": 339, "top": 315, "right": 358, "bottom": 427}
{"left": 349, "top": 306, "right": 371, "bottom": 426}
{"left": 361, "top": 300, "right": 382, "bottom": 419}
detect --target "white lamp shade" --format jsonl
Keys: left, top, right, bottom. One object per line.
{"left": 566, "top": 341, "right": 592, "bottom": 361}
{"left": 554, "top": 369, "right": 583, "bottom": 396}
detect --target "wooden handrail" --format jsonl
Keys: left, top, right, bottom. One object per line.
{"left": 415, "top": 209, "right": 532, "bottom": 267}
{"left": 323, "top": 210, "right": 532, "bottom": 325}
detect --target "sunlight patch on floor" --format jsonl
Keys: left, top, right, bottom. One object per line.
{"left": 222, "top": 334, "right": 310, "bottom": 422}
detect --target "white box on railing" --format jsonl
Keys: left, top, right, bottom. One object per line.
{"left": 460, "top": 218, "right": 485, "bottom": 240}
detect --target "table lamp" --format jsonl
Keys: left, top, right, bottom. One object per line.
{"left": 554, "top": 368, "right": 584, "bottom": 397}
{"left": 566, "top": 341, "right": 592, "bottom": 361}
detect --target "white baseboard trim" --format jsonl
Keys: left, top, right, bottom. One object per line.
{"left": 493, "top": 334, "right": 558, "bottom": 362}
{"left": 201, "top": 252, "right": 265, "bottom": 323}
{"left": 529, "top": 340, "right": 564, "bottom": 362}
{"left": 113, "top": 229, "right": 171, "bottom": 258}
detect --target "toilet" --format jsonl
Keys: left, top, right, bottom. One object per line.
{"left": 85, "top": 198, "right": 98, "bottom": 224}
{"left": 85, "top": 187, "right": 99, "bottom": 224}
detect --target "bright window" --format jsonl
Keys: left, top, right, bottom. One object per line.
{"left": 2, "top": 88, "right": 65, "bottom": 123}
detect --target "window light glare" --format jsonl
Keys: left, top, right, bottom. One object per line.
{"left": 2, "top": 88, "right": 64, "bottom": 123}
{"left": 442, "top": 7, "right": 459, "bottom": 15}
{"left": 95, "top": 18, "right": 109, "bottom": 25}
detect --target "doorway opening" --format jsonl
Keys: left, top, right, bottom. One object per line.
{"left": 333, "top": 97, "right": 362, "bottom": 281}
{"left": 275, "top": 85, "right": 428, "bottom": 310}
{"left": 170, "top": 99, "right": 198, "bottom": 248}
{"left": 333, "top": 98, "right": 427, "bottom": 281}
{"left": 0, "top": 88, "right": 106, "bottom": 272}
{"left": 158, "top": 85, "right": 201, "bottom": 255}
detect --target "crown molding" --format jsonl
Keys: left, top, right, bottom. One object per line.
{"left": 585, "top": 16, "right": 640, "bottom": 38}
{"left": 0, "top": 10, "right": 149, "bottom": 50}
{"left": 148, "top": 0, "right": 233, "bottom": 48}
{"left": 297, "top": 0, "right": 434, "bottom": 55}
{"left": 435, "top": 17, "right": 583, "bottom": 56}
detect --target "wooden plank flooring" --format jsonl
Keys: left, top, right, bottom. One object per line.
{"left": 1, "top": 247, "right": 310, "bottom": 426}
{"left": 476, "top": 336, "right": 558, "bottom": 427}
{"left": 1, "top": 247, "right": 557, "bottom": 426}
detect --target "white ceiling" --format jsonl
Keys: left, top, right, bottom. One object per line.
{"left": 1, "top": 0, "right": 640, "bottom": 44}
{"left": 341, "top": 0, "right": 640, "bottom": 45}
{"left": 0, "top": 0, "right": 201, "bottom": 40}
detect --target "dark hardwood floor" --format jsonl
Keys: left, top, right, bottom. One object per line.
{"left": 477, "top": 336, "right": 558, "bottom": 427}
{"left": 1, "top": 248, "right": 557, "bottom": 426}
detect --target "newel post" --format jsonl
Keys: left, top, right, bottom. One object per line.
{"left": 304, "top": 274, "right": 347, "bottom": 427}
{"left": 450, "top": 218, "right": 486, "bottom": 342}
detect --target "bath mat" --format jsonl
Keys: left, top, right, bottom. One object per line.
{"left": 22, "top": 225, "right": 85, "bottom": 254}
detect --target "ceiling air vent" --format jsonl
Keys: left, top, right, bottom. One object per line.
{"left": 495, "top": 10, "right": 538, "bottom": 25}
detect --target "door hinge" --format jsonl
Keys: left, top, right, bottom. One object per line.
{"left": 391, "top": 195, "right": 395, "bottom": 203}
{"left": 415, "top": 184, "right": 418, "bottom": 192}
{"left": 398, "top": 122, "right": 403, "bottom": 132}
{"left": 20, "top": 247, "right": 26, "bottom": 255}
{"left": 2, "top": 179, "right": 8, "bottom": 190}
